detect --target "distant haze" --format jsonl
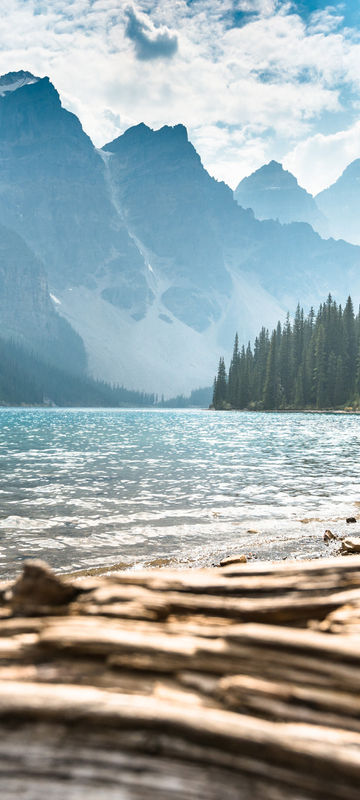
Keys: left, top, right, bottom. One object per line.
{"left": 1, "top": 71, "right": 360, "bottom": 398}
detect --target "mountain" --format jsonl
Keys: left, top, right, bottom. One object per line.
{"left": 103, "top": 123, "right": 360, "bottom": 316}
{"left": 316, "top": 160, "right": 360, "bottom": 246}
{"left": 0, "top": 336, "right": 154, "bottom": 407}
{"left": 234, "top": 161, "right": 327, "bottom": 234}
{"left": 102, "top": 123, "right": 235, "bottom": 330}
{"left": 0, "top": 72, "right": 145, "bottom": 289}
{"left": 0, "top": 70, "right": 39, "bottom": 95}
{"left": 0, "top": 222, "right": 85, "bottom": 372}
{"left": 0, "top": 71, "right": 360, "bottom": 396}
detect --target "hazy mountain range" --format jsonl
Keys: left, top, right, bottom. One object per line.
{"left": 1, "top": 70, "right": 360, "bottom": 396}
{"left": 235, "top": 159, "right": 360, "bottom": 247}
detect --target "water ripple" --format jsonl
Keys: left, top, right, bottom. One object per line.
{"left": 0, "top": 408, "right": 359, "bottom": 577}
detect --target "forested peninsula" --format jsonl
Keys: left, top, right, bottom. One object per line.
{"left": 212, "top": 295, "right": 360, "bottom": 411}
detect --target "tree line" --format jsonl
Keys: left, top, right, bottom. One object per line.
{"left": 0, "top": 336, "right": 213, "bottom": 409}
{"left": 0, "top": 337, "right": 155, "bottom": 407}
{"left": 212, "top": 295, "right": 360, "bottom": 410}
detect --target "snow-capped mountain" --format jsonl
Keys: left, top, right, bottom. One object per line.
{"left": 0, "top": 71, "right": 360, "bottom": 394}
{"left": 0, "top": 70, "right": 39, "bottom": 96}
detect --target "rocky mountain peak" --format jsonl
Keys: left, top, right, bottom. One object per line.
{"left": 157, "top": 123, "right": 188, "bottom": 141}
{"left": 106, "top": 122, "right": 188, "bottom": 146}
{"left": 234, "top": 159, "right": 326, "bottom": 233}
{"left": 237, "top": 161, "right": 300, "bottom": 193}
{"left": 0, "top": 70, "right": 40, "bottom": 95}
{"left": 103, "top": 122, "right": 195, "bottom": 165}
{"left": 265, "top": 160, "right": 283, "bottom": 171}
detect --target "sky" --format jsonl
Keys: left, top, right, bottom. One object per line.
{"left": 1, "top": 1, "right": 360, "bottom": 194}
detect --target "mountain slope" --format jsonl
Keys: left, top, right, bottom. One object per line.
{"left": 0, "top": 72, "right": 360, "bottom": 395}
{"left": 234, "top": 161, "right": 326, "bottom": 234}
{"left": 103, "top": 124, "right": 360, "bottom": 314}
{"left": 0, "top": 72, "right": 147, "bottom": 297}
{"left": 0, "top": 222, "right": 86, "bottom": 372}
{"left": 316, "top": 159, "right": 360, "bottom": 246}
{"left": 103, "top": 123, "right": 234, "bottom": 330}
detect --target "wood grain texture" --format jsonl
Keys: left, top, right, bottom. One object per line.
{"left": 1, "top": 556, "right": 360, "bottom": 798}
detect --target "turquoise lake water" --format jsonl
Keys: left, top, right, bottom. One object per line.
{"left": 0, "top": 408, "right": 359, "bottom": 578}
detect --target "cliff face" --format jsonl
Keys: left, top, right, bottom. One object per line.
{"left": 0, "top": 223, "right": 86, "bottom": 372}
{"left": 0, "top": 75, "right": 146, "bottom": 291}
{"left": 103, "top": 123, "right": 234, "bottom": 332}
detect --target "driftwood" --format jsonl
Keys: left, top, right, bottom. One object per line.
{"left": 1, "top": 556, "right": 360, "bottom": 798}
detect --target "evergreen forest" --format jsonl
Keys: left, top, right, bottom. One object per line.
{"left": 0, "top": 337, "right": 155, "bottom": 407}
{"left": 212, "top": 295, "right": 360, "bottom": 411}
{"left": 158, "top": 386, "right": 212, "bottom": 408}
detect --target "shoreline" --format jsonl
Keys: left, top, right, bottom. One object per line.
{"left": 211, "top": 407, "right": 360, "bottom": 414}
{"left": 0, "top": 404, "right": 359, "bottom": 413}
{"left": 66, "top": 544, "right": 354, "bottom": 580}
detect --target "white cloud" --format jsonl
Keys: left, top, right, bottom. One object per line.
{"left": 284, "top": 121, "right": 360, "bottom": 195}
{"left": 307, "top": 8, "right": 344, "bottom": 35}
{"left": 191, "top": 123, "right": 272, "bottom": 188}
{"left": 0, "top": 0, "right": 358, "bottom": 191}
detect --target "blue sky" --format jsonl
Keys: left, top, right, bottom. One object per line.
{"left": 1, "top": 0, "right": 360, "bottom": 193}
{"left": 294, "top": 1, "right": 360, "bottom": 26}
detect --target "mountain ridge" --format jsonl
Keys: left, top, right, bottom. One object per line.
{"left": 316, "top": 159, "right": 360, "bottom": 246}
{"left": 0, "top": 71, "right": 360, "bottom": 394}
{"left": 234, "top": 160, "right": 327, "bottom": 235}
{"left": 0, "top": 70, "right": 40, "bottom": 95}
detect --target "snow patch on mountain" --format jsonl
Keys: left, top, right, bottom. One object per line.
{"left": 50, "top": 293, "right": 61, "bottom": 305}
{"left": 0, "top": 71, "right": 39, "bottom": 96}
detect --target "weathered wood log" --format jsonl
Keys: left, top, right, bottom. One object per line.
{"left": 101, "top": 554, "right": 360, "bottom": 594}
{"left": 71, "top": 578, "right": 360, "bottom": 626}
{"left": 7, "top": 560, "right": 81, "bottom": 615}
{"left": 1, "top": 681, "right": 360, "bottom": 799}
{"left": 1, "top": 558, "right": 360, "bottom": 798}
{"left": 318, "top": 600, "right": 360, "bottom": 634}
{"left": 217, "top": 674, "right": 360, "bottom": 731}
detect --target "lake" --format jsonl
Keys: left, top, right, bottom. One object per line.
{"left": 0, "top": 408, "right": 359, "bottom": 578}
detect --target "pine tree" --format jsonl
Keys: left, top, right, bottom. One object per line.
{"left": 279, "top": 312, "right": 293, "bottom": 404}
{"left": 343, "top": 295, "right": 356, "bottom": 398}
{"left": 292, "top": 303, "right": 304, "bottom": 378}
{"left": 228, "top": 333, "right": 240, "bottom": 407}
{"left": 314, "top": 325, "right": 327, "bottom": 408}
{"left": 334, "top": 355, "right": 346, "bottom": 406}
{"left": 263, "top": 330, "right": 279, "bottom": 410}
{"left": 294, "top": 365, "right": 305, "bottom": 408}
{"left": 213, "top": 358, "right": 227, "bottom": 408}
{"left": 238, "top": 345, "right": 248, "bottom": 408}
{"left": 212, "top": 295, "right": 359, "bottom": 412}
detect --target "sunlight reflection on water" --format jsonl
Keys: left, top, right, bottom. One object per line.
{"left": 0, "top": 408, "right": 359, "bottom": 577}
